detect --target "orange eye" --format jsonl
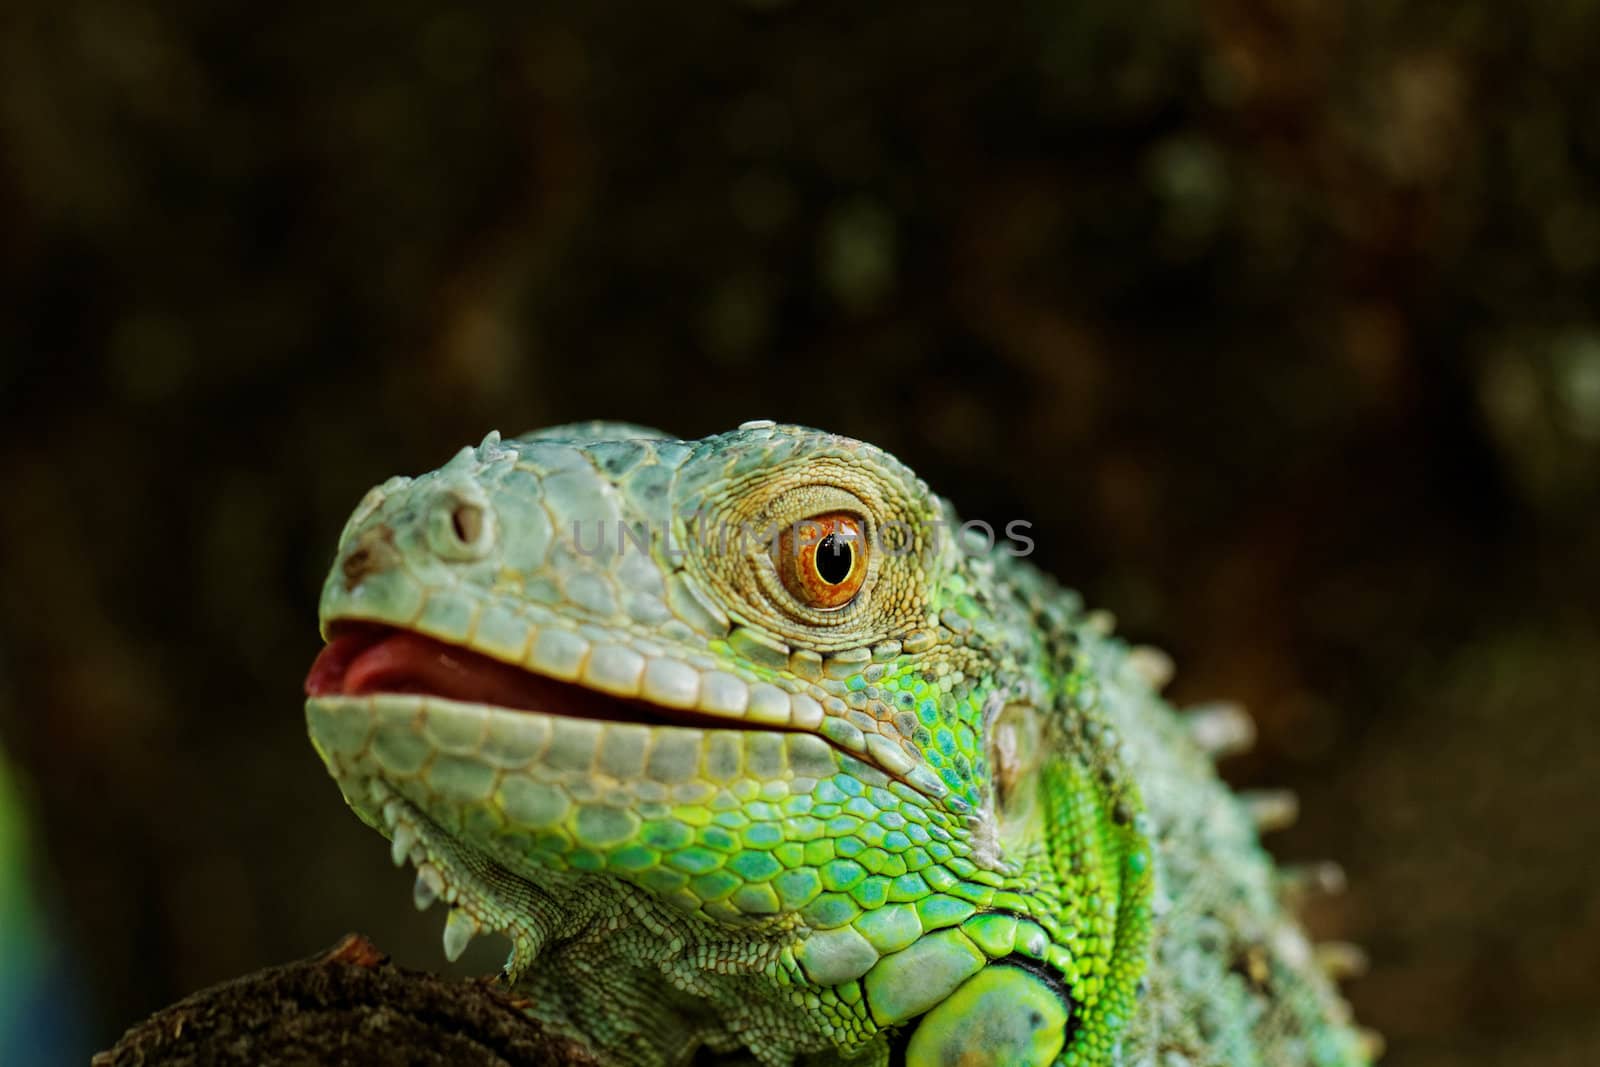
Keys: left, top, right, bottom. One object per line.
{"left": 775, "top": 511, "right": 868, "bottom": 610}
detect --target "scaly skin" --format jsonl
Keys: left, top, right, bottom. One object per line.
{"left": 305, "top": 422, "right": 1372, "bottom": 1066}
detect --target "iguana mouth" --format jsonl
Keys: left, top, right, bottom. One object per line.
{"left": 306, "top": 622, "right": 760, "bottom": 731}
{"left": 306, "top": 622, "right": 936, "bottom": 798}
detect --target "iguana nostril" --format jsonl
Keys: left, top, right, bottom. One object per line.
{"left": 341, "top": 525, "right": 400, "bottom": 591}
{"left": 426, "top": 493, "right": 494, "bottom": 560}
{"left": 451, "top": 503, "right": 484, "bottom": 546}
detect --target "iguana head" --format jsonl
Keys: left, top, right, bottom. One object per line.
{"left": 305, "top": 421, "right": 1150, "bottom": 1066}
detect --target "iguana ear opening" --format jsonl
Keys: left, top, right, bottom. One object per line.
{"left": 990, "top": 702, "right": 1046, "bottom": 853}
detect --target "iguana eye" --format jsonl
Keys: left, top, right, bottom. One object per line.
{"left": 774, "top": 511, "right": 867, "bottom": 609}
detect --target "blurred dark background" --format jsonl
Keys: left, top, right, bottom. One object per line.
{"left": 2, "top": 2, "right": 1598, "bottom": 1064}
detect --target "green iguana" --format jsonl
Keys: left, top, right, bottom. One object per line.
{"left": 304, "top": 421, "right": 1372, "bottom": 1066}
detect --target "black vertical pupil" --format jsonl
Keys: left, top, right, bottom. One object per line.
{"left": 815, "top": 534, "right": 854, "bottom": 584}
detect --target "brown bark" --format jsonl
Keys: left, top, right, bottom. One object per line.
{"left": 91, "top": 935, "right": 599, "bottom": 1067}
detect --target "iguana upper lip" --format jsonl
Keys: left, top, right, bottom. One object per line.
{"left": 306, "top": 623, "right": 737, "bottom": 729}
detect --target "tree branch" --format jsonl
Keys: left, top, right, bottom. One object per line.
{"left": 92, "top": 934, "right": 600, "bottom": 1066}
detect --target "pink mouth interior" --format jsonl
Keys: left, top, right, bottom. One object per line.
{"left": 306, "top": 625, "right": 687, "bottom": 725}
{"left": 307, "top": 626, "right": 548, "bottom": 710}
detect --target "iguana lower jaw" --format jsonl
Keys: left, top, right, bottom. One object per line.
{"left": 301, "top": 614, "right": 943, "bottom": 970}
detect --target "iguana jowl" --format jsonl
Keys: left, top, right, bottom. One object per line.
{"left": 305, "top": 421, "right": 1371, "bottom": 1066}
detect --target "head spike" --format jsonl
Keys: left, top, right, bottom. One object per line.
{"left": 1242, "top": 789, "right": 1300, "bottom": 833}
{"left": 1126, "top": 646, "right": 1175, "bottom": 691}
{"left": 389, "top": 823, "right": 417, "bottom": 867}
{"left": 1277, "top": 860, "right": 1348, "bottom": 911}
{"left": 1085, "top": 609, "right": 1117, "bottom": 636}
{"left": 443, "top": 908, "right": 480, "bottom": 962}
{"left": 1185, "top": 700, "right": 1256, "bottom": 758}
{"left": 413, "top": 865, "right": 443, "bottom": 911}
{"left": 441, "top": 443, "right": 478, "bottom": 474}
{"left": 477, "top": 429, "right": 510, "bottom": 460}
{"left": 1356, "top": 1026, "right": 1387, "bottom": 1061}
{"left": 1315, "top": 941, "right": 1370, "bottom": 981}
